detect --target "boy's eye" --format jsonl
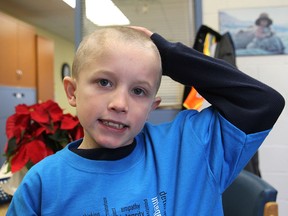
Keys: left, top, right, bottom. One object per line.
{"left": 132, "top": 88, "right": 145, "bottom": 96}
{"left": 98, "top": 79, "right": 112, "bottom": 87}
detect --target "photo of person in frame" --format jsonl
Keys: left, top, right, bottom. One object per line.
{"left": 220, "top": 7, "right": 288, "bottom": 56}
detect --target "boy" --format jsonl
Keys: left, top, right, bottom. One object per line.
{"left": 7, "top": 26, "right": 284, "bottom": 215}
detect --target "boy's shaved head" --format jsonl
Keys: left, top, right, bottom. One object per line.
{"left": 72, "top": 26, "right": 162, "bottom": 91}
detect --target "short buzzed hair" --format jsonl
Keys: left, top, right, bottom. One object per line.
{"left": 72, "top": 26, "right": 162, "bottom": 91}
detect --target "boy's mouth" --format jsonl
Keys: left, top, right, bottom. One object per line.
{"left": 100, "top": 120, "right": 128, "bottom": 129}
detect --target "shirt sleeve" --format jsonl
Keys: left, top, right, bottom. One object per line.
{"left": 6, "top": 170, "right": 41, "bottom": 216}
{"left": 187, "top": 108, "right": 270, "bottom": 190}
{"left": 151, "top": 33, "right": 285, "bottom": 134}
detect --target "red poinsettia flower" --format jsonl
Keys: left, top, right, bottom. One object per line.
{"left": 61, "top": 114, "right": 80, "bottom": 130}
{"left": 10, "top": 140, "right": 54, "bottom": 173}
{"left": 4, "top": 100, "right": 83, "bottom": 173}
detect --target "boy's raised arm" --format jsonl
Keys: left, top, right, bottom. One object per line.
{"left": 150, "top": 33, "right": 285, "bottom": 134}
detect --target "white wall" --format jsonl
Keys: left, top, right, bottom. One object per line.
{"left": 202, "top": 0, "right": 288, "bottom": 214}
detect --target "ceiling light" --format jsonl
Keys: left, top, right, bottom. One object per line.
{"left": 63, "top": 0, "right": 130, "bottom": 26}
{"left": 63, "top": 0, "right": 75, "bottom": 8}
{"left": 85, "top": 0, "right": 130, "bottom": 26}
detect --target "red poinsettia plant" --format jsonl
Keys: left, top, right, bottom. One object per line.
{"left": 4, "top": 100, "right": 83, "bottom": 173}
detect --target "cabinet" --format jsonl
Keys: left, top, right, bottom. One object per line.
{"left": 0, "top": 11, "right": 36, "bottom": 87}
{"left": 0, "top": 12, "right": 55, "bottom": 166}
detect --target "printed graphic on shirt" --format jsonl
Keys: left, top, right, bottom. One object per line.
{"left": 82, "top": 191, "right": 167, "bottom": 216}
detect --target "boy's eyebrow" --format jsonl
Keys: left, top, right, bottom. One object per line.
{"left": 89, "top": 69, "right": 116, "bottom": 79}
{"left": 133, "top": 80, "right": 153, "bottom": 90}
{"left": 92, "top": 69, "right": 111, "bottom": 75}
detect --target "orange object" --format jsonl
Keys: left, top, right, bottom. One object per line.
{"left": 183, "top": 87, "right": 204, "bottom": 110}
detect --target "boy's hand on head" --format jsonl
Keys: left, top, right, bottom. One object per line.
{"left": 129, "top": 26, "right": 153, "bottom": 37}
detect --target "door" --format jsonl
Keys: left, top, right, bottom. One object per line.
{"left": 36, "top": 36, "right": 54, "bottom": 102}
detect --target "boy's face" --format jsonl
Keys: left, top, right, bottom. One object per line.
{"left": 65, "top": 42, "right": 161, "bottom": 149}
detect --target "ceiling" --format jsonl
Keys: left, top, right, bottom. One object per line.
{"left": 0, "top": 0, "right": 195, "bottom": 45}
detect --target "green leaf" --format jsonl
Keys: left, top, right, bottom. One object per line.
{"left": 5, "top": 137, "right": 18, "bottom": 156}
{"left": 25, "top": 160, "right": 34, "bottom": 170}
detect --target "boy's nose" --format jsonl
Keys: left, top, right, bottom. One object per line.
{"left": 108, "top": 89, "right": 129, "bottom": 113}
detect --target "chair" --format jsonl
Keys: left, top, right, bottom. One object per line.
{"left": 222, "top": 170, "right": 278, "bottom": 216}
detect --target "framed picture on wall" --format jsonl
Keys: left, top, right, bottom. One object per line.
{"left": 219, "top": 6, "right": 288, "bottom": 56}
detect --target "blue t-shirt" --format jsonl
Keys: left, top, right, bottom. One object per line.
{"left": 7, "top": 108, "right": 270, "bottom": 216}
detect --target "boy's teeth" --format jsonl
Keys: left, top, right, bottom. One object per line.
{"left": 103, "top": 120, "right": 125, "bottom": 129}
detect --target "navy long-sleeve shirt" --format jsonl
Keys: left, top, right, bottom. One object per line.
{"left": 151, "top": 33, "right": 284, "bottom": 134}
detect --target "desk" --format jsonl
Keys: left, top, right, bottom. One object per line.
{"left": 0, "top": 203, "right": 9, "bottom": 215}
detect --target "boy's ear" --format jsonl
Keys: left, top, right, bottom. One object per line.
{"left": 151, "top": 96, "right": 161, "bottom": 111}
{"left": 63, "top": 77, "right": 77, "bottom": 107}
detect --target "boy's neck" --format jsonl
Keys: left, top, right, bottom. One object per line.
{"left": 69, "top": 140, "right": 136, "bottom": 160}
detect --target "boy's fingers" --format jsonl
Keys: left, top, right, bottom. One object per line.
{"left": 129, "top": 26, "right": 153, "bottom": 37}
